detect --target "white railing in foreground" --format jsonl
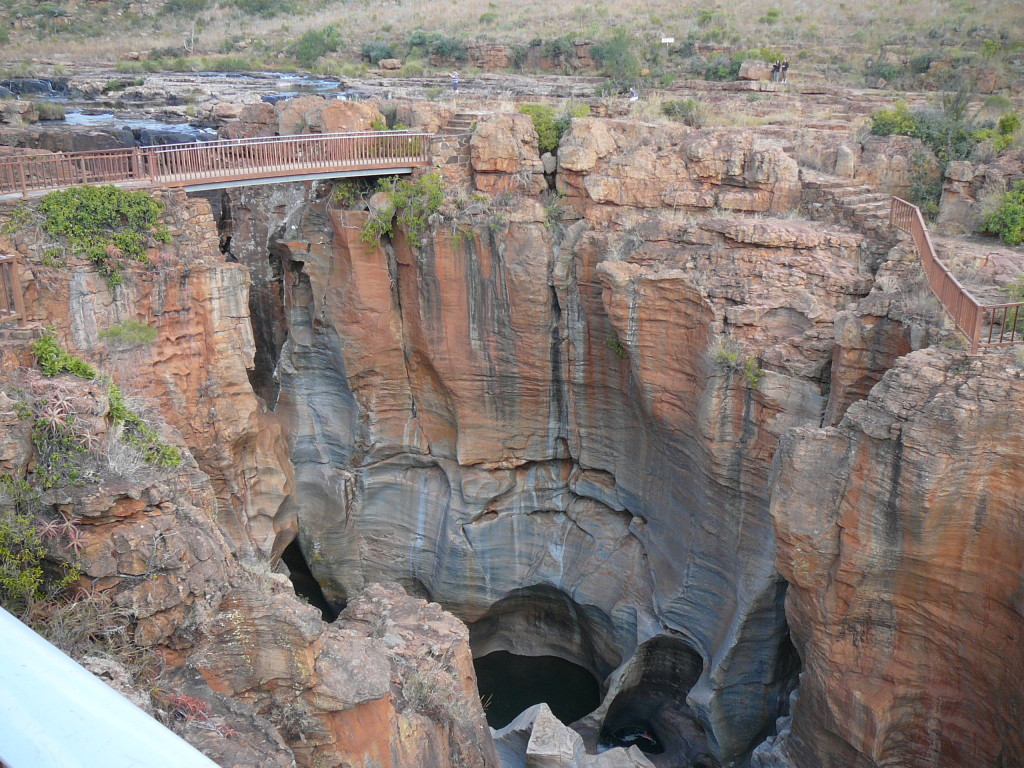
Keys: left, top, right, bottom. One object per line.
{"left": 0, "top": 606, "right": 217, "bottom": 768}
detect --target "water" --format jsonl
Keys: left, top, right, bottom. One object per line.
{"left": 59, "top": 110, "right": 215, "bottom": 135}
{"left": 474, "top": 650, "right": 601, "bottom": 730}
{"left": 44, "top": 111, "right": 218, "bottom": 145}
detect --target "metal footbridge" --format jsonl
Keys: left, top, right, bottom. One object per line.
{"left": 0, "top": 129, "right": 431, "bottom": 196}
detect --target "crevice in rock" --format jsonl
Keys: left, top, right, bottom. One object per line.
{"left": 475, "top": 650, "right": 601, "bottom": 730}
{"left": 549, "top": 285, "right": 569, "bottom": 450}
{"left": 281, "top": 538, "right": 339, "bottom": 621}
{"left": 598, "top": 635, "right": 718, "bottom": 766}
{"left": 468, "top": 585, "right": 621, "bottom": 728}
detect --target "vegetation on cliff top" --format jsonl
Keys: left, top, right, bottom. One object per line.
{"left": 3, "top": 186, "right": 171, "bottom": 289}
{"left": 1, "top": 330, "right": 182, "bottom": 616}
{"left": 36, "top": 186, "right": 171, "bottom": 288}
{"left": 982, "top": 180, "right": 1024, "bottom": 247}
{"left": 518, "top": 103, "right": 590, "bottom": 154}
{"left": 1, "top": 0, "right": 1021, "bottom": 93}
{"left": 32, "top": 332, "right": 183, "bottom": 469}
{"left": 361, "top": 173, "right": 445, "bottom": 247}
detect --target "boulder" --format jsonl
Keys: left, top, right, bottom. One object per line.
{"left": 739, "top": 59, "right": 774, "bottom": 81}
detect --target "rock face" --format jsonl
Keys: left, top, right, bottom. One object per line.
{"left": 558, "top": 119, "right": 801, "bottom": 221}
{"left": 0, "top": 191, "right": 294, "bottom": 558}
{"left": 771, "top": 348, "right": 1024, "bottom": 768}
{"left": 0, "top": 189, "right": 497, "bottom": 768}
{"left": 216, "top": 114, "right": 895, "bottom": 766}
{"left": 7, "top": 94, "right": 1018, "bottom": 768}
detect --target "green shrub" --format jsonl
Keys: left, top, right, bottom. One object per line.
{"left": 702, "top": 53, "right": 743, "bottom": 81}
{"left": 662, "top": 98, "right": 703, "bottom": 126}
{"left": 227, "top": 0, "right": 293, "bottom": 16}
{"left": 714, "top": 338, "right": 764, "bottom": 388}
{"left": 0, "top": 475, "right": 78, "bottom": 612}
{"left": 980, "top": 180, "right": 1024, "bottom": 246}
{"left": 542, "top": 36, "right": 576, "bottom": 66}
{"left": 605, "top": 333, "right": 628, "bottom": 359}
{"left": 998, "top": 112, "right": 1021, "bottom": 137}
{"left": 591, "top": 29, "right": 640, "bottom": 81}
{"left": 519, "top": 103, "right": 587, "bottom": 154}
{"left": 362, "top": 173, "right": 445, "bottom": 247}
{"left": 361, "top": 41, "right": 396, "bottom": 65}
{"left": 870, "top": 97, "right": 980, "bottom": 163}
{"left": 162, "top": 0, "right": 210, "bottom": 14}
{"left": 98, "top": 320, "right": 158, "bottom": 350}
{"left": 115, "top": 60, "right": 146, "bottom": 74}
{"left": 519, "top": 103, "right": 559, "bottom": 154}
{"left": 867, "top": 61, "right": 905, "bottom": 82}
{"left": 695, "top": 8, "right": 721, "bottom": 26}
{"left": 553, "top": 104, "right": 589, "bottom": 143}
{"left": 106, "top": 384, "right": 182, "bottom": 468}
{"left": 37, "top": 186, "right": 169, "bottom": 287}
{"left": 32, "top": 101, "right": 66, "bottom": 121}
{"left": 290, "top": 26, "right": 342, "bottom": 68}
{"left": 907, "top": 149, "right": 942, "bottom": 220}
{"left": 430, "top": 36, "right": 468, "bottom": 61}
{"left": 32, "top": 332, "right": 182, "bottom": 469}
{"left": 33, "top": 334, "right": 97, "bottom": 379}
{"left": 909, "top": 52, "right": 937, "bottom": 74}
{"left": 399, "top": 60, "right": 425, "bottom": 77}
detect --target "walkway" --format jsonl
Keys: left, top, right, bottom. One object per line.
{"left": 891, "top": 197, "right": 1024, "bottom": 354}
{"left": 0, "top": 130, "right": 431, "bottom": 197}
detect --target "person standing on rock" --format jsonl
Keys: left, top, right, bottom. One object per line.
{"left": 780, "top": 59, "right": 789, "bottom": 84}
{"left": 450, "top": 71, "right": 459, "bottom": 92}
{"left": 771, "top": 60, "right": 781, "bottom": 82}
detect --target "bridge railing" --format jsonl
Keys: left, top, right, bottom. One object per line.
{"left": 0, "top": 131, "right": 431, "bottom": 195}
{"left": 890, "top": 197, "right": 1024, "bottom": 354}
{"left": 0, "top": 255, "right": 25, "bottom": 325}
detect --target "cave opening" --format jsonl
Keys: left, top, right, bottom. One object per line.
{"left": 599, "top": 635, "right": 719, "bottom": 766}
{"left": 474, "top": 650, "right": 601, "bottom": 729}
{"left": 281, "top": 539, "right": 339, "bottom": 621}
{"left": 468, "top": 584, "right": 620, "bottom": 730}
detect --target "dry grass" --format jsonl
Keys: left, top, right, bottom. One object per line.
{"left": 2, "top": 0, "right": 1022, "bottom": 81}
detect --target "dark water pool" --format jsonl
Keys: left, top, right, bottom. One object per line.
{"left": 474, "top": 650, "right": 601, "bottom": 729}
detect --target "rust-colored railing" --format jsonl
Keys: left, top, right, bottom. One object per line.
{"left": 0, "top": 254, "right": 25, "bottom": 324}
{"left": 890, "top": 197, "right": 1024, "bottom": 354}
{"left": 0, "top": 131, "right": 431, "bottom": 196}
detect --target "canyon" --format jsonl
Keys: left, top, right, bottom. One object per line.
{"left": 1, "top": 83, "right": 1022, "bottom": 768}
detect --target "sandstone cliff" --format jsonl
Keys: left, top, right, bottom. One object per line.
{"left": 0, "top": 190, "right": 498, "bottom": 768}
{"left": 212, "top": 109, "right": 899, "bottom": 766}
{"left": 770, "top": 347, "right": 1024, "bottom": 768}
{"left": 3, "top": 94, "right": 1021, "bottom": 768}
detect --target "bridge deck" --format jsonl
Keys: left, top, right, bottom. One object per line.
{"left": 0, "top": 130, "right": 431, "bottom": 197}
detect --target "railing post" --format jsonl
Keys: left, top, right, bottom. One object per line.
{"left": 17, "top": 161, "right": 27, "bottom": 197}
{"left": 147, "top": 147, "right": 158, "bottom": 181}
{"left": 132, "top": 147, "right": 143, "bottom": 181}
{"left": 11, "top": 256, "right": 26, "bottom": 327}
{"left": 970, "top": 305, "right": 982, "bottom": 355}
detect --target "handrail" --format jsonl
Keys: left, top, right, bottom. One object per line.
{"left": 0, "top": 130, "right": 431, "bottom": 196}
{"left": 0, "top": 255, "right": 25, "bottom": 325}
{"left": 0, "top": 606, "right": 218, "bottom": 768}
{"left": 890, "top": 197, "right": 1024, "bottom": 354}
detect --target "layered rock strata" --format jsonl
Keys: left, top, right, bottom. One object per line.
{"left": 771, "top": 347, "right": 1024, "bottom": 768}
{"left": 0, "top": 190, "right": 497, "bottom": 768}
{"left": 215, "top": 110, "right": 888, "bottom": 765}
{"left": 0, "top": 191, "right": 294, "bottom": 557}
